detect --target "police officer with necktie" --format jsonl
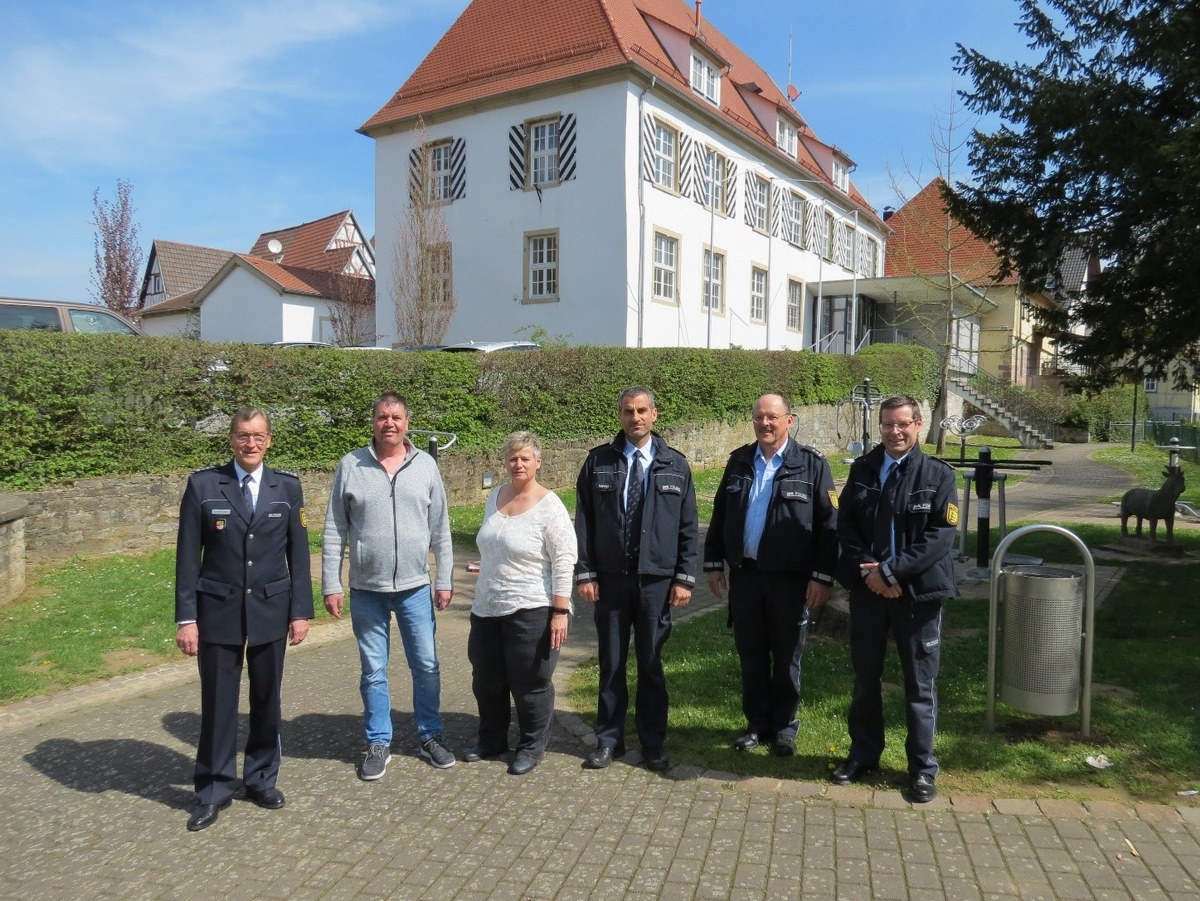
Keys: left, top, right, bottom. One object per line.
{"left": 832, "top": 394, "right": 958, "bottom": 803}
{"left": 575, "top": 387, "right": 698, "bottom": 772}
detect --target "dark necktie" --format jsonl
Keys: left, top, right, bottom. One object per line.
{"left": 872, "top": 462, "right": 900, "bottom": 560}
{"left": 626, "top": 453, "right": 645, "bottom": 556}
{"left": 241, "top": 473, "right": 255, "bottom": 515}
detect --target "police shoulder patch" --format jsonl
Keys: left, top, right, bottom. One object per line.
{"left": 827, "top": 489, "right": 839, "bottom": 509}
{"left": 299, "top": 507, "right": 309, "bottom": 528}
{"left": 946, "top": 503, "right": 959, "bottom": 525}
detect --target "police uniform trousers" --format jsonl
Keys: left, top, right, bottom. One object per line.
{"left": 592, "top": 572, "right": 674, "bottom": 752}
{"left": 194, "top": 636, "right": 287, "bottom": 805}
{"left": 729, "top": 566, "right": 811, "bottom": 741}
{"left": 847, "top": 587, "right": 942, "bottom": 777}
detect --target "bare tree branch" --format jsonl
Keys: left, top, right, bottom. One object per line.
{"left": 393, "top": 120, "right": 458, "bottom": 347}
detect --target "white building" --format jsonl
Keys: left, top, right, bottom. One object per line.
{"left": 361, "top": 0, "right": 886, "bottom": 350}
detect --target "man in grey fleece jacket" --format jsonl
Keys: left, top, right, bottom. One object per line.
{"left": 322, "top": 392, "right": 456, "bottom": 780}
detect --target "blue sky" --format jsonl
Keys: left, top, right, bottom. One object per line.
{"left": 0, "top": 0, "right": 1036, "bottom": 302}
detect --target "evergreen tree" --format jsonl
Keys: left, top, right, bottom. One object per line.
{"left": 946, "top": 0, "right": 1200, "bottom": 383}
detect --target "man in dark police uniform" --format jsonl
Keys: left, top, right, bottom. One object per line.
{"left": 174, "top": 407, "right": 313, "bottom": 831}
{"left": 832, "top": 394, "right": 958, "bottom": 803}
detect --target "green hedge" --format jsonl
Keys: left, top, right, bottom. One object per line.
{"left": 0, "top": 333, "right": 937, "bottom": 489}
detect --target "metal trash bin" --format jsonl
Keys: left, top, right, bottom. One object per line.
{"left": 998, "top": 566, "right": 1084, "bottom": 716}
{"left": 988, "top": 524, "right": 1095, "bottom": 736}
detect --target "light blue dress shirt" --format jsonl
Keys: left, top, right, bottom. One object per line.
{"left": 743, "top": 439, "right": 786, "bottom": 560}
{"left": 623, "top": 441, "right": 653, "bottom": 507}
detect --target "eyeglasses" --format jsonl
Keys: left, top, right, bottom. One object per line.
{"left": 233, "top": 432, "right": 271, "bottom": 444}
{"left": 880, "top": 420, "right": 917, "bottom": 432}
{"left": 752, "top": 414, "right": 788, "bottom": 424}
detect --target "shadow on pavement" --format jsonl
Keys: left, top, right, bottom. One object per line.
{"left": 23, "top": 738, "right": 195, "bottom": 810}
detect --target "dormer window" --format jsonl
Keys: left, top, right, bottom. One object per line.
{"left": 691, "top": 53, "right": 720, "bottom": 106}
{"left": 776, "top": 119, "right": 797, "bottom": 158}
{"left": 832, "top": 158, "right": 850, "bottom": 192}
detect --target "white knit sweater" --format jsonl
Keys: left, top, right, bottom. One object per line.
{"left": 472, "top": 488, "right": 577, "bottom": 618}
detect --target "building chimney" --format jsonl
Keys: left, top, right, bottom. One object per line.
{"left": 882, "top": 206, "right": 895, "bottom": 221}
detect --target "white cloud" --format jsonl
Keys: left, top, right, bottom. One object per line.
{"left": 0, "top": 0, "right": 440, "bottom": 169}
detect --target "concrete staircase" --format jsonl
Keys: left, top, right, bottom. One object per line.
{"left": 948, "top": 373, "right": 1056, "bottom": 450}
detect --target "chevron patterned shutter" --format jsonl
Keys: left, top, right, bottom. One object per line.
{"left": 680, "top": 134, "right": 695, "bottom": 200}
{"left": 558, "top": 113, "right": 577, "bottom": 182}
{"left": 771, "top": 184, "right": 784, "bottom": 237}
{"left": 408, "top": 148, "right": 422, "bottom": 206}
{"left": 724, "top": 160, "right": 738, "bottom": 219}
{"left": 641, "top": 114, "right": 656, "bottom": 182}
{"left": 509, "top": 124, "right": 526, "bottom": 190}
{"left": 450, "top": 138, "right": 466, "bottom": 200}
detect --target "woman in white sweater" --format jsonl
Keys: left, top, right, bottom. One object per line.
{"left": 466, "top": 431, "right": 578, "bottom": 775}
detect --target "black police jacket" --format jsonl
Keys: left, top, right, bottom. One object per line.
{"left": 175, "top": 462, "right": 314, "bottom": 646}
{"left": 835, "top": 444, "right": 959, "bottom": 602}
{"left": 703, "top": 439, "right": 838, "bottom": 584}
{"left": 574, "top": 432, "right": 699, "bottom": 585}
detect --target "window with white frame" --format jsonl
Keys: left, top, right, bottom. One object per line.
{"left": 702, "top": 249, "right": 725, "bottom": 313}
{"left": 700, "top": 147, "right": 726, "bottom": 213}
{"left": 776, "top": 119, "right": 798, "bottom": 158}
{"left": 525, "top": 231, "right": 559, "bottom": 302}
{"left": 651, "top": 121, "right": 678, "bottom": 191}
{"left": 691, "top": 52, "right": 720, "bottom": 105}
{"left": 652, "top": 231, "right": 679, "bottom": 303}
{"left": 863, "top": 236, "right": 880, "bottom": 277}
{"left": 784, "top": 192, "right": 804, "bottom": 246}
{"left": 428, "top": 142, "right": 453, "bottom": 202}
{"left": 787, "top": 280, "right": 803, "bottom": 331}
{"left": 832, "top": 158, "right": 849, "bottom": 192}
{"left": 748, "top": 175, "right": 769, "bottom": 232}
{"left": 750, "top": 267, "right": 767, "bottom": 322}
{"left": 1144, "top": 376, "right": 1158, "bottom": 393}
{"left": 528, "top": 118, "right": 560, "bottom": 186}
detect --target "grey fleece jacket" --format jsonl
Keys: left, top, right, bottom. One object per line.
{"left": 321, "top": 441, "right": 453, "bottom": 596}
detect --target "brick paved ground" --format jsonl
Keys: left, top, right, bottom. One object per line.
{"left": 1, "top": 442, "right": 1197, "bottom": 899}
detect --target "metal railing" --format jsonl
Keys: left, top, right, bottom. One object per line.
{"left": 956, "top": 364, "right": 1063, "bottom": 442}
{"left": 854, "top": 327, "right": 908, "bottom": 353}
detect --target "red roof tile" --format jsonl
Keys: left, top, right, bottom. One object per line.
{"left": 883, "top": 179, "right": 1014, "bottom": 285}
{"left": 248, "top": 211, "right": 362, "bottom": 274}
{"left": 361, "top": 0, "right": 877, "bottom": 220}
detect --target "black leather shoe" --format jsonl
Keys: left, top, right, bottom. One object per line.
{"left": 733, "top": 731, "right": 761, "bottom": 752}
{"left": 583, "top": 746, "right": 616, "bottom": 769}
{"left": 245, "top": 787, "right": 285, "bottom": 810}
{"left": 186, "top": 798, "right": 231, "bottom": 832}
{"left": 643, "top": 748, "right": 670, "bottom": 772}
{"left": 463, "top": 745, "right": 507, "bottom": 763}
{"left": 908, "top": 773, "right": 937, "bottom": 803}
{"left": 773, "top": 735, "right": 796, "bottom": 757}
{"left": 508, "top": 751, "right": 539, "bottom": 776}
{"left": 830, "top": 759, "right": 878, "bottom": 785}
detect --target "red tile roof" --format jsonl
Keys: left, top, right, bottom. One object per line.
{"left": 361, "top": 0, "right": 877, "bottom": 219}
{"left": 248, "top": 210, "right": 360, "bottom": 274}
{"left": 883, "top": 179, "right": 1014, "bottom": 285}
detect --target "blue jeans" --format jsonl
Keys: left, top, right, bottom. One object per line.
{"left": 350, "top": 586, "right": 443, "bottom": 745}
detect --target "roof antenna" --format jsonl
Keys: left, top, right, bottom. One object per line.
{"left": 786, "top": 26, "right": 800, "bottom": 104}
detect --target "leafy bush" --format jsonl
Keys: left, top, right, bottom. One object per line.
{"left": 0, "top": 334, "right": 937, "bottom": 488}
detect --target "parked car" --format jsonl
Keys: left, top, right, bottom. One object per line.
{"left": 439, "top": 340, "right": 541, "bottom": 353}
{"left": 0, "top": 298, "right": 143, "bottom": 335}
{"left": 270, "top": 340, "right": 333, "bottom": 348}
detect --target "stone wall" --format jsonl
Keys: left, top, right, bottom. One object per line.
{"left": 10, "top": 402, "right": 899, "bottom": 574}
{"left": 0, "top": 497, "right": 29, "bottom": 606}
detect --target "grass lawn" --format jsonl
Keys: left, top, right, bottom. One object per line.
{"left": 568, "top": 522, "right": 1200, "bottom": 803}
